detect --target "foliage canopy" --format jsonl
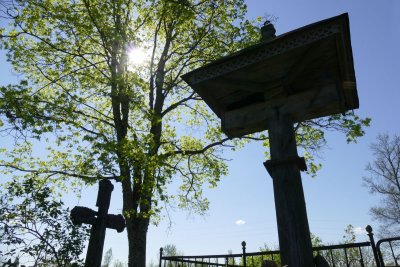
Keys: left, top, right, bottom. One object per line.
{"left": 0, "top": 177, "right": 89, "bottom": 266}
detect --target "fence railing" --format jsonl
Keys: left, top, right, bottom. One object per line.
{"left": 377, "top": 236, "right": 400, "bottom": 267}
{"left": 159, "top": 226, "right": 400, "bottom": 267}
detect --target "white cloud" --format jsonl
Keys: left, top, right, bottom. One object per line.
{"left": 354, "top": 227, "right": 367, "bottom": 235}
{"left": 235, "top": 219, "right": 246, "bottom": 225}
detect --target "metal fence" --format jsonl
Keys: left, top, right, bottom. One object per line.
{"left": 377, "top": 236, "right": 400, "bottom": 267}
{"left": 159, "top": 226, "right": 400, "bottom": 267}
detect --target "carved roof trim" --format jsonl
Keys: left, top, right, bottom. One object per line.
{"left": 182, "top": 13, "right": 350, "bottom": 85}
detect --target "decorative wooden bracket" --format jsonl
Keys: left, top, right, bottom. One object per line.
{"left": 263, "top": 156, "right": 307, "bottom": 177}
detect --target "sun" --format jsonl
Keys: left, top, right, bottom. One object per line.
{"left": 127, "top": 46, "right": 148, "bottom": 67}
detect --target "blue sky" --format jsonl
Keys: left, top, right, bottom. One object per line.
{"left": 1, "top": 0, "right": 400, "bottom": 265}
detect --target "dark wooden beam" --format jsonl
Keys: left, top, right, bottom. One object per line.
{"left": 222, "top": 83, "right": 341, "bottom": 137}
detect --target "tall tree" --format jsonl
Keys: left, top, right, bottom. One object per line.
{"left": 0, "top": 1, "right": 369, "bottom": 266}
{"left": 364, "top": 133, "right": 400, "bottom": 236}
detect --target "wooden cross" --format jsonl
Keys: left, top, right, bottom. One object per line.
{"left": 70, "top": 179, "right": 125, "bottom": 267}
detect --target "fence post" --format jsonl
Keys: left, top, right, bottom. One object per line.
{"left": 159, "top": 247, "right": 164, "bottom": 267}
{"left": 242, "top": 241, "right": 247, "bottom": 267}
{"left": 366, "top": 225, "right": 381, "bottom": 267}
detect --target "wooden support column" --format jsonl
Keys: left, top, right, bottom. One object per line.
{"left": 264, "top": 115, "right": 313, "bottom": 267}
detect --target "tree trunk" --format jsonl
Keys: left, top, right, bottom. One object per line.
{"left": 126, "top": 215, "right": 150, "bottom": 267}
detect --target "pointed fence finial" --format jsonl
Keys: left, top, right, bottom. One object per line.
{"left": 242, "top": 241, "right": 247, "bottom": 267}
{"left": 366, "top": 225, "right": 382, "bottom": 267}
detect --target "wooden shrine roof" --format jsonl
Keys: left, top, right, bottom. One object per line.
{"left": 182, "top": 13, "right": 359, "bottom": 137}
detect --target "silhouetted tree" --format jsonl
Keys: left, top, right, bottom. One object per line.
{"left": 364, "top": 133, "right": 400, "bottom": 236}
{"left": 113, "top": 260, "right": 127, "bottom": 267}
{"left": 103, "top": 248, "right": 114, "bottom": 267}
{"left": 0, "top": 178, "right": 88, "bottom": 266}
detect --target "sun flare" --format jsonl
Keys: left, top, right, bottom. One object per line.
{"left": 127, "top": 46, "right": 148, "bottom": 67}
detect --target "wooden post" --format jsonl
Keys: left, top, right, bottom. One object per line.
{"left": 264, "top": 115, "right": 314, "bottom": 267}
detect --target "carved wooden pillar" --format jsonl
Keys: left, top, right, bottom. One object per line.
{"left": 264, "top": 115, "right": 313, "bottom": 267}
